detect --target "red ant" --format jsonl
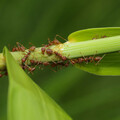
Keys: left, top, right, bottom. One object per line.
{"left": 58, "top": 61, "right": 70, "bottom": 67}
{"left": 29, "top": 46, "right": 36, "bottom": 51}
{"left": 28, "top": 60, "right": 44, "bottom": 72}
{"left": 22, "top": 63, "right": 36, "bottom": 74}
{"left": 30, "top": 60, "right": 36, "bottom": 65}
{"left": 44, "top": 39, "right": 61, "bottom": 47}
{"left": 12, "top": 42, "right": 26, "bottom": 52}
{"left": 54, "top": 51, "right": 67, "bottom": 61}
{"left": 77, "top": 54, "right": 105, "bottom": 65}
{"left": 41, "top": 47, "right": 53, "bottom": 56}
{"left": 87, "top": 54, "right": 105, "bottom": 65}
{"left": 21, "top": 46, "right": 36, "bottom": 65}
{"left": 12, "top": 47, "right": 19, "bottom": 52}
{"left": 44, "top": 34, "right": 66, "bottom": 47}
{"left": 43, "top": 62, "right": 50, "bottom": 66}
{"left": 92, "top": 35, "right": 107, "bottom": 40}
{"left": 69, "top": 54, "right": 105, "bottom": 65}
{"left": 64, "top": 61, "right": 70, "bottom": 67}
{"left": 77, "top": 58, "right": 84, "bottom": 63}
{"left": 41, "top": 47, "right": 46, "bottom": 54}
{"left": 50, "top": 62, "right": 61, "bottom": 71}
{"left": 21, "top": 51, "right": 31, "bottom": 64}
{"left": 70, "top": 59, "right": 78, "bottom": 64}
{"left": 28, "top": 67, "right": 36, "bottom": 73}
{"left": 94, "top": 55, "right": 105, "bottom": 65}
{"left": 51, "top": 60, "right": 69, "bottom": 72}
{"left": 46, "top": 49, "right": 53, "bottom": 55}
{"left": 51, "top": 62, "right": 57, "bottom": 67}
{"left": 30, "top": 60, "right": 43, "bottom": 65}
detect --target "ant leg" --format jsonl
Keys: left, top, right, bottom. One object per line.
{"left": 49, "top": 64, "right": 57, "bottom": 72}
{"left": 39, "top": 66, "right": 44, "bottom": 70}
{"left": 91, "top": 51, "right": 97, "bottom": 64}
{"left": 55, "top": 63, "right": 59, "bottom": 71}
{"left": 22, "top": 64, "right": 31, "bottom": 73}
{"left": 48, "top": 38, "right": 52, "bottom": 44}
{"left": 16, "top": 42, "right": 26, "bottom": 51}
{"left": 55, "top": 34, "right": 67, "bottom": 41}
{"left": 39, "top": 62, "right": 44, "bottom": 70}
{"left": 80, "top": 52, "right": 88, "bottom": 64}
{"left": 22, "top": 51, "right": 31, "bottom": 65}
{"left": 16, "top": 42, "right": 23, "bottom": 46}
{"left": 95, "top": 54, "right": 106, "bottom": 65}
{"left": 27, "top": 64, "right": 36, "bottom": 74}
{"left": 16, "top": 42, "right": 24, "bottom": 48}
{"left": 16, "top": 42, "right": 21, "bottom": 51}
{"left": 50, "top": 67, "right": 57, "bottom": 72}
{"left": 29, "top": 42, "right": 35, "bottom": 47}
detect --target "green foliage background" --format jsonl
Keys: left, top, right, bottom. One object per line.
{"left": 0, "top": 0, "right": 120, "bottom": 120}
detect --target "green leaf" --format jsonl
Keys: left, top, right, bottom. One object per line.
{"left": 68, "top": 27, "right": 120, "bottom": 76}
{"left": 68, "top": 27, "right": 120, "bottom": 42}
{"left": 4, "top": 47, "right": 72, "bottom": 120}
{"left": 76, "top": 53, "right": 120, "bottom": 76}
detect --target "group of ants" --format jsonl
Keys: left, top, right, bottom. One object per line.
{"left": 0, "top": 35, "right": 105, "bottom": 78}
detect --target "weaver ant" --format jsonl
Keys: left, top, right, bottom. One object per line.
{"left": 43, "top": 62, "right": 50, "bottom": 66}
{"left": 21, "top": 51, "right": 31, "bottom": 64}
{"left": 12, "top": 47, "right": 19, "bottom": 52}
{"left": 46, "top": 48, "right": 53, "bottom": 55}
{"left": 54, "top": 51, "right": 67, "bottom": 61}
{"left": 70, "top": 54, "right": 105, "bottom": 66}
{"left": 41, "top": 47, "right": 53, "bottom": 56}
{"left": 41, "top": 47, "right": 46, "bottom": 54}
{"left": 44, "top": 39, "right": 61, "bottom": 47}
{"left": 21, "top": 45, "right": 36, "bottom": 65}
{"left": 12, "top": 42, "right": 26, "bottom": 52}
{"left": 69, "top": 53, "right": 105, "bottom": 65}
{"left": 70, "top": 59, "right": 78, "bottom": 65}
{"left": 92, "top": 35, "right": 107, "bottom": 40}
{"left": 21, "top": 63, "right": 37, "bottom": 74}
{"left": 50, "top": 61, "right": 66, "bottom": 71}
{"left": 28, "top": 67, "right": 36, "bottom": 73}
{"left": 44, "top": 34, "right": 66, "bottom": 47}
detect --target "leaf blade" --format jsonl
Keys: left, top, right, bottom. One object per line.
{"left": 4, "top": 47, "right": 72, "bottom": 120}
{"left": 68, "top": 28, "right": 120, "bottom": 76}
{"left": 68, "top": 27, "right": 120, "bottom": 42}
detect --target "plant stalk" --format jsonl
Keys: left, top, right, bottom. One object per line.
{"left": 1, "top": 36, "right": 120, "bottom": 71}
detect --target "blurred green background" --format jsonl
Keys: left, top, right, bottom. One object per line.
{"left": 0, "top": 0, "right": 120, "bottom": 120}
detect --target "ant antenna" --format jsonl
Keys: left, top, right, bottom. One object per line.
{"left": 29, "top": 42, "right": 35, "bottom": 46}
{"left": 91, "top": 51, "right": 97, "bottom": 64}
{"left": 80, "top": 52, "right": 88, "bottom": 64}
{"left": 55, "top": 34, "right": 67, "bottom": 42}
{"left": 95, "top": 54, "right": 106, "bottom": 65}
{"left": 48, "top": 38, "right": 51, "bottom": 43}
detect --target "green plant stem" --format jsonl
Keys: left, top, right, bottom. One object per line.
{"left": 1, "top": 36, "right": 120, "bottom": 71}
{"left": 63, "top": 35, "right": 120, "bottom": 58}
